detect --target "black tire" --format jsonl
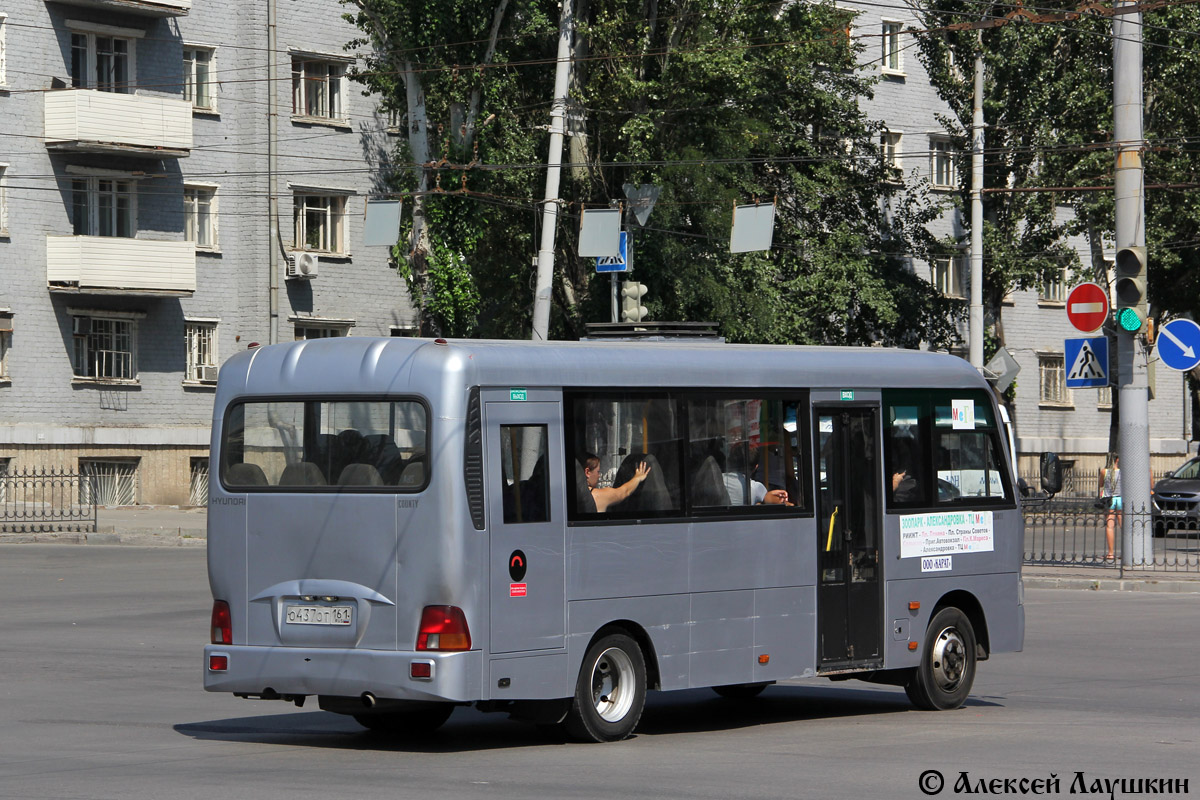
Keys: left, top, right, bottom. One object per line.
{"left": 905, "top": 607, "right": 977, "bottom": 711}
{"left": 712, "top": 682, "right": 773, "bottom": 700}
{"left": 564, "top": 632, "right": 647, "bottom": 742}
{"left": 353, "top": 702, "right": 454, "bottom": 735}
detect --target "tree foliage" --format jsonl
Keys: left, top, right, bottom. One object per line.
{"left": 914, "top": 2, "right": 1200, "bottom": 330}
{"left": 347, "top": 0, "right": 958, "bottom": 345}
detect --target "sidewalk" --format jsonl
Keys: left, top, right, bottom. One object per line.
{"left": 3, "top": 506, "right": 1200, "bottom": 593}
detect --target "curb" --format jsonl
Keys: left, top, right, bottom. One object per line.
{"left": 0, "top": 530, "right": 206, "bottom": 547}
{"left": 1023, "top": 575, "right": 1200, "bottom": 593}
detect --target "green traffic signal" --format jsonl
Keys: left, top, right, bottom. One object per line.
{"left": 1116, "top": 306, "right": 1145, "bottom": 333}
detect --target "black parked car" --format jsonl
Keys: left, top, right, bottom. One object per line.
{"left": 1152, "top": 457, "right": 1200, "bottom": 536}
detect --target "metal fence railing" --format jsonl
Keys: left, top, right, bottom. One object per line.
{"left": 0, "top": 467, "right": 97, "bottom": 532}
{"left": 1023, "top": 502, "right": 1200, "bottom": 573}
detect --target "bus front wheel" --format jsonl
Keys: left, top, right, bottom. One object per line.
{"left": 905, "top": 607, "right": 976, "bottom": 711}
{"left": 564, "top": 632, "right": 647, "bottom": 742}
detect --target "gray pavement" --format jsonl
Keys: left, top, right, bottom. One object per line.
{"left": 3, "top": 505, "right": 1200, "bottom": 592}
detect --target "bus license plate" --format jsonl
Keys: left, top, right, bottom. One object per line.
{"left": 285, "top": 605, "right": 353, "bottom": 626}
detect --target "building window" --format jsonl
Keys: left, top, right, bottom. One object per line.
{"left": 0, "top": 15, "right": 8, "bottom": 87}
{"left": 72, "top": 177, "right": 135, "bottom": 237}
{"left": 293, "top": 194, "right": 346, "bottom": 253}
{"left": 1040, "top": 268, "right": 1067, "bottom": 303}
{"left": 80, "top": 459, "right": 138, "bottom": 505}
{"left": 882, "top": 21, "right": 903, "bottom": 72}
{"left": 390, "top": 325, "right": 419, "bottom": 337}
{"left": 72, "top": 315, "right": 136, "bottom": 381}
{"left": 189, "top": 457, "right": 209, "bottom": 506}
{"left": 0, "top": 163, "right": 8, "bottom": 235}
{"left": 881, "top": 131, "right": 902, "bottom": 177}
{"left": 0, "top": 330, "right": 10, "bottom": 380}
{"left": 931, "top": 138, "right": 958, "bottom": 189}
{"left": 183, "top": 46, "right": 215, "bottom": 110}
{"left": 185, "top": 321, "right": 217, "bottom": 382}
{"left": 184, "top": 185, "right": 216, "bottom": 249}
{"left": 1038, "top": 353, "right": 1071, "bottom": 406}
{"left": 1097, "top": 384, "right": 1112, "bottom": 409}
{"left": 294, "top": 323, "right": 350, "bottom": 340}
{"left": 933, "top": 256, "right": 965, "bottom": 298}
{"left": 71, "top": 31, "right": 135, "bottom": 93}
{"left": 292, "top": 57, "right": 345, "bottom": 121}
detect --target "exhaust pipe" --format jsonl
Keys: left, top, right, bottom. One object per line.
{"left": 361, "top": 692, "right": 376, "bottom": 709}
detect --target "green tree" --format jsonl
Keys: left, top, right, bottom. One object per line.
{"left": 348, "top": 0, "right": 959, "bottom": 345}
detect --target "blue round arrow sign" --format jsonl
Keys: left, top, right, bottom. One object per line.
{"left": 1156, "top": 318, "right": 1200, "bottom": 372}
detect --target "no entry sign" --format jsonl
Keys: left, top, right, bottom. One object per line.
{"left": 1066, "top": 282, "right": 1109, "bottom": 333}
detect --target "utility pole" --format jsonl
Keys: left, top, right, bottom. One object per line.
{"left": 531, "top": 0, "right": 575, "bottom": 341}
{"left": 1114, "top": 0, "right": 1152, "bottom": 565}
{"left": 969, "top": 50, "right": 985, "bottom": 370}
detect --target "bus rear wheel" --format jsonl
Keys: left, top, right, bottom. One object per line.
{"left": 905, "top": 607, "right": 976, "bottom": 711}
{"left": 353, "top": 702, "right": 454, "bottom": 735}
{"left": 564, "top": 632, "right": 647, "bottom": 742}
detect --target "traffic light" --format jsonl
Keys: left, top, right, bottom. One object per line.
{"left": 620, "top": 281, "right": 648, "bottom": 322}
{"left": 1114, "top": 245, "right": 1147, "bottom": 333}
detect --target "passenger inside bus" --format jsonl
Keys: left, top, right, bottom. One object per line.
{"left": 583, "top": 452, "right": 652, "bottom": 512}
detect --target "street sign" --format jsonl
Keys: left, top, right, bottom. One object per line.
{"left": 1155, "top": 318, "right": 1200, "bottom": 372}
{"left": 983, "top": 346, "right": 1021, "bottom": 394}
{"left": 1066, "top": 282, "right": 1109, "bottom": 333}
{"left": 596, "top": 231, "right": 631, "bottom": 273}
{"left": 1065, "top": 336, "right": 1109, "bottom": 388}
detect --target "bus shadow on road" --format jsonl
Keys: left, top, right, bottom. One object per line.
{"left": 174, "top": 685, "right": 1003, "bottom": 752}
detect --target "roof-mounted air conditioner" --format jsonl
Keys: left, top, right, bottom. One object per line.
{"left": 286, "top": 252, "right": 319, "bottom": 280}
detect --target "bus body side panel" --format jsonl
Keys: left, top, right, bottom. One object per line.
{"left": 881, "top": 571, "right": 1024, "bottom": 670}
{"left": 566, "top": 518, "right": 818, "bottom": 690}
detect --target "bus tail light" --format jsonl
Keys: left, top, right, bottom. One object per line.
{"left": 416, "top": 605, "right": 471, "bottom": 651}
{"left": 211, "top": 600, "right": 232, "bottom": 645}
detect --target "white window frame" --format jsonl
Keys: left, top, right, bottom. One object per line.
{"left": 881, "top": 20, "right": 904, "bottom": 74}
{"left": 881, "top": 130, "right": 902, "bottom": 176}
{"left": 71, "top": 312, "right": 139, "bottom": 382}
{"left": 291, "top": 315, "right": 355, "bottom": 340}
{"left": 0, "top": 323, "right": 10, "bottom": 381}
{"left": 71, "top": 176, "right": 136, "bottom": 238}
{"left": 1097, "top": 384, "right": 1112, "bottom": 409}
{"left": 1038, "top": 352, "right": 1072, "bottom": 407}
{"left": 291, "top": 53, "right": 349, "bottom": 123}
{"left": 930, "top": 137, "right": 958, "bottom": 190}
{"left": 183, "top": 44, "right": 216, "bottom": 111}
{"left": 292, "top": 193, "right": 347, "bottom": 254}
{"left": 0, "top": 162, "right": 9, "bottom": 235}
{"left": 1039, "top": 266, "right": 1068, "bottom": 304}
{"left": 184, "top": 184, "right": 218, "bottom": 250}
{"left": 0, "top": 13, "right": 8, "bottom": 88}
{"left": 68, "top": 21, "right": 143, "bottom": 94}
{"left": 932, "top": 255, "right": 965, "bottom": 298}
{"left": 184, "top": 319, "right": 218, "bottom": 383}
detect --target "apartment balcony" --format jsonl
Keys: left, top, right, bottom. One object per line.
{"left": 45, "top": 91, "right": 193, "bottom": 158}
{"left": 47, "top": 0, "right": 191, "bottom": 17}
{"left": 47, "top": 236, "right": 196, "bottom": 296}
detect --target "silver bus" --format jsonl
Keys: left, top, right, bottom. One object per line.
{"left": 204, "top": 338, "right": 1024, "bottom": 742}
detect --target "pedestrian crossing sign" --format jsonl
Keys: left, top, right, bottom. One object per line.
{"left": 1064, "top": 336, "right": 1109, "bottom": 388}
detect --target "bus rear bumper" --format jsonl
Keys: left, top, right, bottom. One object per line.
{"left": 203, "top": 644, "right": 483, "bottom": 703}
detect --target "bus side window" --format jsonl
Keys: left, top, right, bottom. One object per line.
{"left": 884, "top": 399, "right": 932, "bottom": 508}
{"left": 933, "top": 395, "right": 1010, "bottom": 501}
{"left": 501, "top": 425, "right": 549, "bottom": 524}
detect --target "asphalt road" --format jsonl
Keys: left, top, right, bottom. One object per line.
{"left": 1, "top": 545, "right": 1198, "bottom": 800}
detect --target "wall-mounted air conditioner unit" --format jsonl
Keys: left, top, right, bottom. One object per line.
{"left": 73, "top": 316, "right": 91, "bottom": 336}
{"left": 286, "top": 252, "right": 319, "bottom": 280}
{"left": 199, "top": 365, "right": 219, "bottom": 383}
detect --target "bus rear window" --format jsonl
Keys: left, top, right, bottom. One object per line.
{"left": 220, "top": 398, "right": 428, "bottom": 490}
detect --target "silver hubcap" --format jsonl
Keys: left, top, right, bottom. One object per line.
{"left": 590, "top": 646, "right": 635, "bottom": 723}
{"left": 930, "top": 626, "right": 967, "bottom": 692}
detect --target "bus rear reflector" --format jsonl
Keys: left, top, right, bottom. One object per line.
{"left": 211, "top": 600, "right": 232, "bottom": 645}
{"left": 416, "top": 605, "right": 471, "bottom": 651}
{"left": 209, "top": 655, "right": 228, "bottom": 671}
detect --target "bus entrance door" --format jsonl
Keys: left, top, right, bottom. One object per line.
{"left": 814, "top": 406, "right": 883, "bottom": 669}
{"left": 484, "top": 401, "right": 566, "bottom": 655}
